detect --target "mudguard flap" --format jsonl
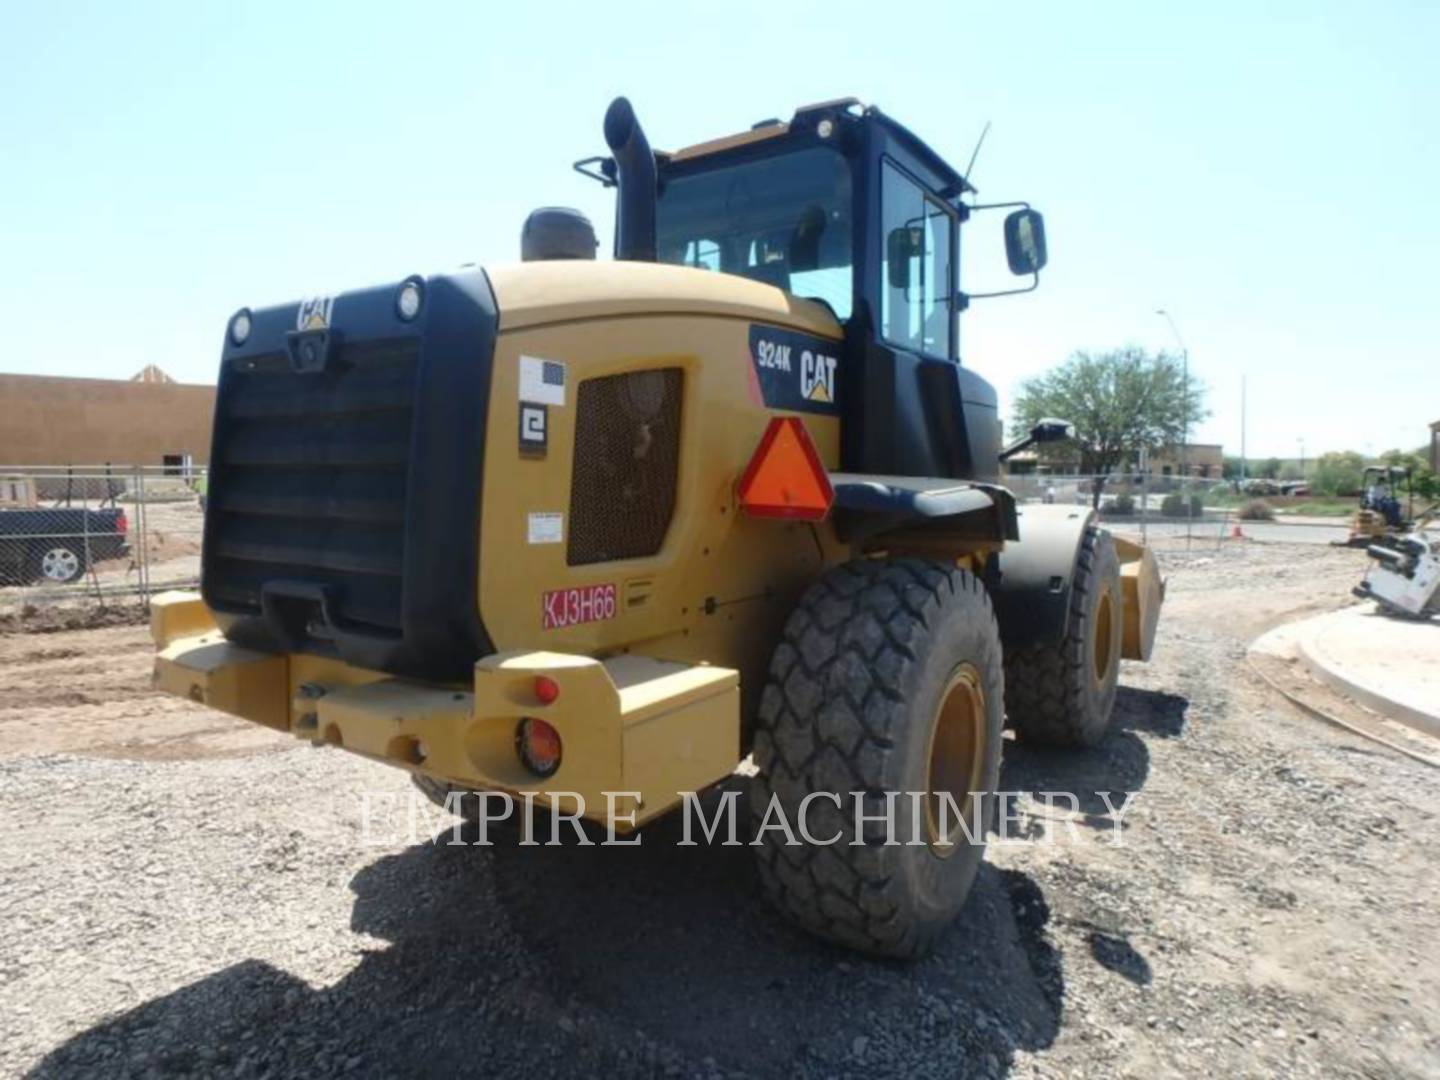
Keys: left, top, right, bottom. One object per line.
{"left": 985, "top": 504, "right": 1094, "bottom": 649}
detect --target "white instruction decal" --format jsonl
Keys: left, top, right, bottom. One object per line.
{"left": 519, "top": 355, "right": 566, "bottom": 407}
{"left": 527, "top": 512, "right": 563, "bottom": 545}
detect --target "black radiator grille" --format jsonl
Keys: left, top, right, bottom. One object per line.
{"left": 567, "top": 369, "right": 683, "bottom": 566}
{"left": 206, "top": 338, "right": 419, "bottom": 635}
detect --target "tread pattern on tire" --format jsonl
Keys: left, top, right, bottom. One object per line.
{"left": 750, "top": 557, "right": 1002, "bottom": 958}
{"left": 1002, "top": 525, "right": 1119, "bottom": 747}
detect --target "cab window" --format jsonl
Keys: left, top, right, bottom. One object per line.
{"left": 680, "top": 239, "right": 721, "bottom": 271}
{"left": 656, "top": 147, "right": 854, "bottom": 319}
{"left": 880, "top": 160, "right": 953, "bottom": 358}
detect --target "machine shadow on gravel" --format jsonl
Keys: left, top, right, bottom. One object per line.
{"left": 995, "top": 683, "right": 1186, "bottom": 993}
{"left": 30, "top": 794, "right": 1063, "bottom": 1079}
{"left": 29, "top": 694, "right": 1184, "bottom": 1078}
{"left": 1000, "top": 685, "right": 1188, "bottom": 833}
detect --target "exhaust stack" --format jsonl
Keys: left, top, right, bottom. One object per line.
{"left": 603, "top": 96, "right": 657, "bottom": 262}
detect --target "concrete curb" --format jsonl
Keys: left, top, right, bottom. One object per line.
{"left": 1289, "top": 605, "right": 1440, "bottom": 739}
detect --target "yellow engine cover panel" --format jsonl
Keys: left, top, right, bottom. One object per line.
{"left": 477, "top": 270, "right": 848, "bottom": 687}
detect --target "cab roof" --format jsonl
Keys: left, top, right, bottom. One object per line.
{"left": 663, "top": 98, "right": 977, "bottom": 197}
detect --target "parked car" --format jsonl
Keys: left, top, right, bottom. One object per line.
{"left": 1243, "top": 479, "right": 1281, "bottom": 496}
{"left": 0, "top": 494, "right": 130, "bottom": 584}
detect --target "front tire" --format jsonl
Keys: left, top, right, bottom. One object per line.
{"left": 1003, "top": 525, "right": 1123, "bottom": 747}
{"left": 750, "top": 559, "right": 1004, "bottom": 958}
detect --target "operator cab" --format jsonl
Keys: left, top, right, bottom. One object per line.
{"left": 578, "top": 97, "right": 1046, "bottom": 365}
{"left": 576, "top": 97, "right": 1049, "bottom": 481}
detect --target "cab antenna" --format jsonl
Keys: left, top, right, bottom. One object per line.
{"left": 963, "top": 121, "right": 992, "bottom": 184}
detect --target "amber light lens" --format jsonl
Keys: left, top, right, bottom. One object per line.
{"left": 516, "top": 717, "right": 562, "bottom": 777}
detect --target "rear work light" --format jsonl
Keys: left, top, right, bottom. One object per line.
{"left": 736, "top": 416, "right": 834, "bottom": 521}
{"left": 516, "top": 717, "right": 562, "bottom": 777}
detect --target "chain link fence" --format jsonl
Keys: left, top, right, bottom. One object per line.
{"left": 0, "top": 461, "right": 1258, "bottom": 620}
{"left": 0, "top": 465, "right": 206, "bottom": 617}
{"left": 1004, "top": 471, "right": 1244, "bottom": 550}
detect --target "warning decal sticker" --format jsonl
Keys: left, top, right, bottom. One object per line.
{"left": 520, "top": 355, "right": 567, "bottom": 407}
{"left": 527, "top": 512, "right": 563, "bottom": 544}
{"left": 748, "top": 325, "right": 839, "bottom": 416}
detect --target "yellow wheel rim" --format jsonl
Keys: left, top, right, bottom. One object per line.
{"left": 925, "top": 664, "right": 987, "bottom": 856}
{"left": 1092, "top": 589, "right": 1115, "bottom": 688}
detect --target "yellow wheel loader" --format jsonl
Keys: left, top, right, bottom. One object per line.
{"left": 152, "top": 96, "right": 1163, "bottom": 958}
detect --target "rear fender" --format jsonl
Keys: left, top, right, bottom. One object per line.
{"left": 830, "top": 473, "right": 1018, "bottom": 552}
{"left": 985, "top": 504, "right": 1093, "bottom": 650}
{"left": 986, "top": 507, "right": 1164, "bottom": 660}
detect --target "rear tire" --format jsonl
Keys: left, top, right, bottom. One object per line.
{"left": 1003, "top": 525, "right": 1123, "bottom": 747}
{"left": 750, "top": 558, "right": 1004, "bottom": 958}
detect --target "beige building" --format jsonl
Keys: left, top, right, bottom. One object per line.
{"left": 1004, "top": 441, "right": 1225, "bottom": 478}
{"left": 0, "top": 370, "right": 215, "bottom": 467}
{"left": 1145, "top": 442, "right": 1224, "bottom": 479}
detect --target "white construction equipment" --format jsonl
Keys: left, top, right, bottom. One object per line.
{"left": 1355, "top": 508, "right": 1440, "bottom": 619}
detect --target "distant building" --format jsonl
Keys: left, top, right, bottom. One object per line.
{"left": 1002, "top": 442, "right": 1224, "bottom": 479}
{"left": 1145, "top": 442, "right": 1224, "bottom": 479}
{"left": 0, "top": 368, "right": 215, "bottom": 468}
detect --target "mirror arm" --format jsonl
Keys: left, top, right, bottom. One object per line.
{"left": 965, "top": 199, "right": 1032, "bottom": 214}
{"left": 998, "top": 433, "right": 1039, "bottom": 462}
{"left": 957, "top": 271, "right": 1040, "bottom": 307}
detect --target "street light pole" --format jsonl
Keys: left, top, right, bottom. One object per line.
{"left": 1156, "top": 309, "right": 1192, "bottom": 545}
{"left": 1240, "top": 376, "right": 1247, "bottom": 484}
{"left": 1155, "top": 308, "right": 1190, "bottom": 480}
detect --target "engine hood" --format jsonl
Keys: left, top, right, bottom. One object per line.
{"left": 486, "top": 260, "right": 842, "bottom": 339}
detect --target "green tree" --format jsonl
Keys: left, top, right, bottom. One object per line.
{"left": 1012, "top": 347, "right": 1207, "bottom": 507}
{"left": 1309, "top": 451, "right": 1366, "bottom": 496}
{"left": 1259, "top": 457, "right": 1282, "bottom": 480}
{"left": 1278, "top": 461, "right": 1305, "bottom": 481}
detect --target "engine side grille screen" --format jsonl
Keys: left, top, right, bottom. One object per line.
{"left": 567, "top": 369, "right": 683, "bottom": 566}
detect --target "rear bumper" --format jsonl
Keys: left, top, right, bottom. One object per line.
{"left": 152, "top": 592, "right": 739, "bottom": 828}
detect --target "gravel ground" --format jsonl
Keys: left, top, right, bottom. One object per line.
{"left": 2, "top": 539, "right": 1437, "bottom": 1078}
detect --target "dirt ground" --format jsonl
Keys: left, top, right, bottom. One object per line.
{"left": 2, "top": 539, "right": 1437, "bottom": 1078}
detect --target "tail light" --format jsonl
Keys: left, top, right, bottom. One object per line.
{"left": 116, "top": 510, "right": 129, "bottom": 536}
{"left": 516, "top": 718, "right": 562, "bottom": 777}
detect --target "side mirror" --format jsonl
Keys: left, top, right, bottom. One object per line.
{"left": 1004, "top": 208, "right": 1047, "bottom": 275}
{"left": 886, "top": 225, "right": 922, "bottom": 292}
{"left": 1031, "top": 417, "right": 1073, "bottom": 443}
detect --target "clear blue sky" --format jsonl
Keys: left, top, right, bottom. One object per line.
{"left": 3, "top": 1, "right": 1436, "bottom": 459}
